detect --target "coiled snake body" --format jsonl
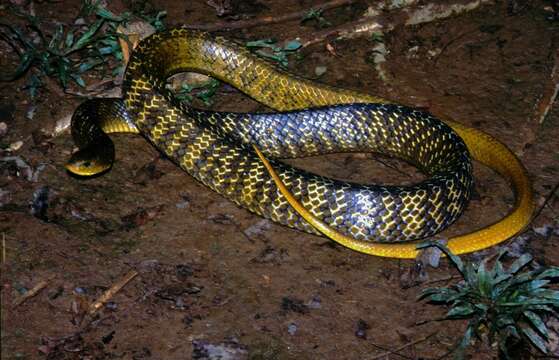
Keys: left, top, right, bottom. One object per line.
{"left": 67, "top": 29, "right": 534, "bottom": 258}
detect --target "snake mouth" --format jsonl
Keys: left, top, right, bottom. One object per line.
{"left": 65, "top": 161, "right": 112, "bottom": 178}
{"left": 65, "top": 148, "right": 113, "bottom": 177}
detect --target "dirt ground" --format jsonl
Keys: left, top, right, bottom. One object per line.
{"left": 1, "top": 0, "right": 558, "bottom": 359}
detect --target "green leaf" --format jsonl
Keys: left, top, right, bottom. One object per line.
{"left": 77, "top": 60, "right": 102, "bottom": 73}
{"left": 454, "top": 323, "right": 475, "bottom": 359}
{"left": 525, "top": 304, "right": 555, "bottom": 313}
{"left": 501, "top": 298, "right": 556, "bottom": 306}
{"left": 521, "top": 326, "right": 548, "bottom": 353}
{"left": 536, "top": 267, "right": 559, "bottom": 280}
{"left": 417, "top": 242, "right": 466, "bottom": 276}
{"left": 477, "top": 260, "right": 492, "bottom": 296}
{"left": 301, "top": 8, "right": 322, "bottom": 22}
{"left": 284, "top": 40, "right": 301, "bottom": 51}
{"left": 67, "top": 19, "right": 105, "bottom": 54}
{"left": 24, "top": 73, "right": 42, "bottom": 98}
{"left": 496, "top": 315, "right": 515, "bottom": 328}
{"left": 57, "top": 60, "right": 69, "bottom": 88}
{"left": 534, "top": 289, "right": 559, "bottom": 301}
{"left": 463, "top": 263, "right": 478, "bottom": 286}
{"left": 492, "top": 272, "right": 512, "bottom": 286}
{"left": 446, "top": 304, "right": 475, "bottom": 318}
{"left": 149, "top": 11, "right": 167, "bottom": 31}
{"left": 98, "top": 46, "right": 117, "bottom": 55}
{"left": 523, "top": 311, "right": 548, "bottom": 339}
{"left": 525, "top": 279, "right": 550, "bottom": 291}
{"left": 70, "top": 73, "right": 86, "bottom": 87}
{"left": 496, "top": 270, "right": 538, "bottom": 296}
{"left": 246, "top": 39, "right": 276, "bottom": 48}
{"left": 65, "top": 31, "right": 75, "bottom": 48}
{"left": 95, "top": 5, "right": 125, "bottom": 22}
{"left": 474, "top": 303, "right": 489, "bottom": 313}
{"left": 371, "top": 32, "right": 384, "bottom": 42}
{"left": 509, "top": 254, "right": 532, "bottom": 274}
{"left": 48, "top": 24, "right": 64, "bottom": 51}
{"left": 419, "top": 286, "right": 458, "bottom": 300}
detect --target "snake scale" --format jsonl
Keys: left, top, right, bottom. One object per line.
{"left": 66, "top": 28, "right": 534, "bottom": 258}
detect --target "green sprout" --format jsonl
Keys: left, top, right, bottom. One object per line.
{"left": 175, "top": 78, "right": 221, "bottom": 106}
{"left": 418, "top": 242, "right": 559, "bottom": 358}
{"left": 245, "top": 39, "right": 301, "bottom": 68}
{"left": 301, "top": 8, "right": 331, "bottom": 28}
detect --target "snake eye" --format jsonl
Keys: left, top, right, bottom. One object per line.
{"left": 83, "top": 161, "right": 91, "bottom": 168}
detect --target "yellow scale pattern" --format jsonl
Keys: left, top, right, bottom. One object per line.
{"left": 67, "top": 28, "right": 534, "bottom": 258}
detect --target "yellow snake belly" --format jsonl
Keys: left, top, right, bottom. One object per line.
{"left": 68, "top": 28, "right": 534, "bottom": 258}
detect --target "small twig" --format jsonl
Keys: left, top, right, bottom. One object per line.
{"left": 531, "top": 180, "right": 559, "bottom": 221}
{"left": 2, "top": 232, "right": 6, "bottom": 263}
{"left": 369, "top": 331, "right": 438, "bottom": 360}
{"left": 533, "top": 47, "right": 559, "bottom": 125}
{"left": 371, "top": 156, "right": 413, "bottom": 178}
{"left": 185, "top": 0, "right": 356, "bottom": 31}
{"left": 13, "top": 279, "right": 49, "bottom": 307}
{"left": 414, "top": 317, "right": 447, "bottom": 326}
{"left": 422, "top": 274, "right": 462, "bottom": 285}
{"left": 88, "top": 270, "right": 138, "bottom": 315}
{"left": 535, "top": 354, "right": 559, "bottom": 359}
{"left": 433, "top": 29, "right": 479, "bottom": 66}
{"left": 297, "top": 17, "right": 383, "bottom": 48}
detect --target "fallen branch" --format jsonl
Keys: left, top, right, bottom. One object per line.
{"left": 533, "top": 47, "right": 559, "bottom": 125}
{"left": 295, "top": 0, "right": 495, "bottom": 48}
{"left": 185, "top": 0, "right": 356, "bottom": 31}
{"left": 369, "top": 331, "right": 438, "bottom": 360}
{"left": 88, "top": 270, "right": 138, "bottom": 315}
{"left": 13, "top": 279, "right": 49, "bottom": 307}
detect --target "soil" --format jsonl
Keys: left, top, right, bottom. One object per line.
{"left": 1, "top": 0, "right": 558, "bottom": 359}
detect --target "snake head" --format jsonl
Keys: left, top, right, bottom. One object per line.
{"left": 65, "top": 138, "right": 115, "bottom": 177}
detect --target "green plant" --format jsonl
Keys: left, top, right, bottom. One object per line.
{"left": 418, "top": 242, "right": 559, "bottom": 358}
{"left": 245, "top": 39, "right": 302, "bottom": 67}
{"left": 175, "top": 78, "right": 221, "bottom": 106}
{"left": 0, "top": 0, "right": 166, "bottom": 97}
{"left": 301, "top": 8, "right": 331, "bottom": 28}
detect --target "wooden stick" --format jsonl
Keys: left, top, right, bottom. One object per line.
{"left": 88, "top": 270, "right": 138, "bottom": 315}
{"left": 369, "top": 332, "right": 438, "bottom": 360}
{"left": 185, "top": 0, "right": 356, "bottom": 31}
{"left": 295, "top": 0, "right": 495, "bottom": 48}
{"left": 13, "top": 279, "right": 49, "bottom": 307}
{"left": 533, "top": 47, "right": 559, "bottom": 125}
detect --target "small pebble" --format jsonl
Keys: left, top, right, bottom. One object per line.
{"left": 0, "top": 122, "right": 7, "bottom": 137}
{"left": 427, "top": 48, "right": 442, "bottom": 58}
{"left": 54, "top": 114, "right": 72, "bottom": 135}
{"left": 25, "top": 105, "right": 36, "bottom": 120}
{"left": 355, "top": 319, "right": 370, "bottom": 339}
{"left": 533, "top": 224, "right": 553, "bottom": 237}
{"left": 314, "top": 66, "right": 327, "bottom": 77}
{"left": 176, "top": 200, "right": 189, "bottom": 209}
{"left": 9, "top": 140, "right": 23, "bottom": 151}
{"left": 244, "top": 219, "right": 271, "bottom": 237}
{"left": 105, "top": 301, "right": 118, "bottom": 310}
{"left": 307, "top": 295, "right": 322, "bottom": 309}
{"left": 287, "top": 322, "right": 297, "bottom": 335}
{"left": 73, "top": 287, "right": 86, "bottom": 295}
